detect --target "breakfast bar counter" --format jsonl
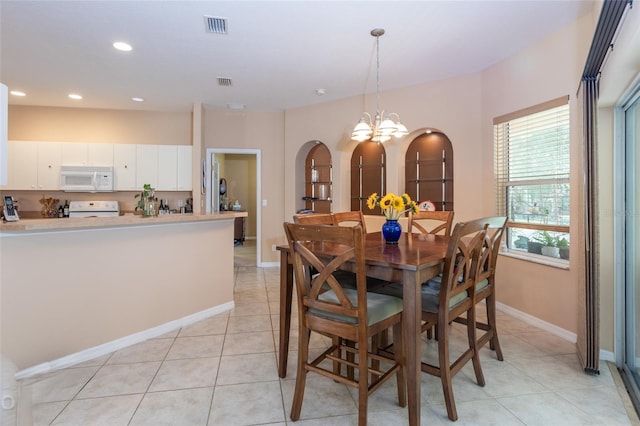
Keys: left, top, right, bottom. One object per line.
{"left": 0, "top": 212, "right": 245, "bottom": 376}
{"left": 0, "top": 211, "right": 248, "bottom": 233}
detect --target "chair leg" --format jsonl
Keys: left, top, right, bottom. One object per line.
{"left": 358, "top": 341, "right": 369, "bottom": 426}
{"left": 467, "top": 307, "right": 485, "bottom": 387}
{"left": 392, "top": 321, "right": 406, "bottom": 407}
{"left": 486, "top": 294, "right": 504, "bottom": 361}
{"left": 437, "top": 321, "right": 458, "bottom": 422}
{"left": 291, "top": 328, "right": 310, "bottom": 421}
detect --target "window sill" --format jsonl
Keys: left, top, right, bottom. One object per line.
{"left": 499, "top": 249, "right": 569, "bottom": 270}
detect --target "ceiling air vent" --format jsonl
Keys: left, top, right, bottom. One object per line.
{"left": 217, "top": 77, "right": 233, "bottom": 87}
{"left": 204, "top": 16, "right": 228, "bottom": 34}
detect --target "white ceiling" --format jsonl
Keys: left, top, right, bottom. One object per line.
{"left": 1, "top": 0, "right": 596, "bottom": 112}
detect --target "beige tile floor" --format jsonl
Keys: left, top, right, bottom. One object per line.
{"left": 19, "top": 241, "right": 639, "bottom": 425}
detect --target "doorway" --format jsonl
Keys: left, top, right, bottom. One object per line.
{"left": 206, "top": 148, "right": 261, "bottom": 266}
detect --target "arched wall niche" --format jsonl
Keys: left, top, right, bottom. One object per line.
{"left": 349, "top": 141, "right": 387, "bottom": 214}
{"left": 295, "top": 140, "right": 333, "bottom": 214}
{"left": 402, "top": 129, "right": 454, "bottom": 211}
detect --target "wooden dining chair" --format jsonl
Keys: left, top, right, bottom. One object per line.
{"left": 452, "top": 216, "right": 507, "bottom": 360}
{"left": 284, "top": 222, "right": 406, "bottom": 426}
{"left": 408, "top": 210, "right": 454, "bottom": 236}
{"left": 332, "top": 210, "right": 367, "bottom": 233}
{"left": 374, "top": 218, "right": 488, "bottom": 421}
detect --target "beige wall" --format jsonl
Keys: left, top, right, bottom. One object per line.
{"left": 203, "top": 107, "right": 285, "bottom": 262}
{"left": 478, "top": 13, "right": 595, "bottom": 335}
{"left": 1, "top": 219, "right": 235, "bottom": 370}
{"left": 283, "top": 73, "right": 485, "bottom": 223}
{"left": 8, "top": 106, "right": 191, "bottom": 145}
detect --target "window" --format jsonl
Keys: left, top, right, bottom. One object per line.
{"left": 494, "top": 96, "right": 570, "bottom": 262}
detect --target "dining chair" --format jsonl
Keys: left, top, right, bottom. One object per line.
{"left": 284, "top": 222, "right": 406, "bottom": 426}
{"left": 408, "top": 210, "right": 454, "bottom": 236}
{"left": 452, "top": 216, "right": 507, "bottom": 360}
{"left": 332, "top": 210, "right": 367, "bottom": 233}
{"left": 374, "top": 218, "right": 488, "bottom": 421}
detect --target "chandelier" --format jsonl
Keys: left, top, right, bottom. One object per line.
{"left": 351, "top": 28, "right": 408, "bottom": 143}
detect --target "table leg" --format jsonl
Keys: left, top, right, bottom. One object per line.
{"left": 278, "top": 249, "right": 293, "bottom": 378}
{"left": 403, "top": 270, "right": 421, "bottom": 426}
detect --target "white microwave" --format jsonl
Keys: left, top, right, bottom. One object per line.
{"left": 60, "top": 166, "right": 115, "bottom": 192}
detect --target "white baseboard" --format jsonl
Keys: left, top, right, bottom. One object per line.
{"left": 599, "top": 349, "right": 615, "bottom": 363}
{"left": 15, "top": 301, "right": 235, "bottom": 380}
{"left": 496, "top": 301, "right": 577, "bottom": 343}
{"left": 259, "top": 261, "right": 280, "bottom": 268}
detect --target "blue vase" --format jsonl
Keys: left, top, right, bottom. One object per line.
{"left": 382, "top": 219, "right": 402, "bottom": 244}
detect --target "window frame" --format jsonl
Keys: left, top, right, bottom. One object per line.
{"left": 494, "top": 95, "right": 571, "bottom": 267}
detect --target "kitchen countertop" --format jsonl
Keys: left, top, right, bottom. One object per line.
{"left": 0, "top": 211, "right": 248, "bottom": 233}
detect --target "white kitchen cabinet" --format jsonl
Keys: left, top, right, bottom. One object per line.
{"left": 88, "top": 143, "right": 114, "bottom": 166}
{"left": 6, "top": 141, "right": 62, "bottom": 190}
{"left": 136, "top": 144, "right": 158, "bottom": 189}
{"left": 61, "top": 142, "right": 88, "bottom": 166}
{"left": 37, "top": 142, "right": 62, "bottom": 190}
{"left": 158, "top": 145, "right": 178, "bottom": 190}
{"left": 156, "top": 145, "right": 192, "bottom": 191}
{"left": 177, "top": 145, "right": 192, "bottom": 190}
{"left": 113, "top": 144, "right": 137, "bottom": 190}
{"left": 6, "top": 141, "right": 38, "bottom": 189}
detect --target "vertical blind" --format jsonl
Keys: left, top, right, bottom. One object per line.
{"left": 494, "top": 96, "right": 570, "bottom": 225}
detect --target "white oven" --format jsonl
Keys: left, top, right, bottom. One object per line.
{"left": 60, "top": 166, "right": 115, "bottom": 192}
{"left": 68, "top": 201, "right": 120, "bottom": 218}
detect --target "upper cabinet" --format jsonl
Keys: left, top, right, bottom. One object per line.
{"left": 177, "top": 146, "right": 193, "bottom": 191}
{"left": 6, "top": 141, "right": 61, "bottom": 190}
{"left": 136, "top": 144, "right": 159, "bottom": 189}
{"left": 113, "top": 144, "right": 137, "bottom": 191}
{"left": 61, "top": 142, "right": 114, "bottom": 166}
{"left": 4, "top": 141, "right": 193, "bottom": 192}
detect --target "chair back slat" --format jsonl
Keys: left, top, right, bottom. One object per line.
{"left": 409, "top": 210, "right": 454, "bottom": 236}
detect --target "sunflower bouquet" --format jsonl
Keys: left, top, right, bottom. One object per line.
{"left": 366, "top": 192, "right": 418, "bottom": 220}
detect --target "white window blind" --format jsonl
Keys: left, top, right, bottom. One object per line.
{"left": 494, "top": 96, "right": 570, "bottom": 258}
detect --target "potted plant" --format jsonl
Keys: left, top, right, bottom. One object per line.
{"left": 532, "top": 231, "right": 559, "bottom": 258}
{"left": 134, "top": 184, "right": 156, "bottom": 217}
{"left": 558, "top": 237, "right": 570, "bottom": 260}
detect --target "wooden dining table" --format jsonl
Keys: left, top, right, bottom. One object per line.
{"left": 277, "top": 230, "right": 449, "bottom": 426}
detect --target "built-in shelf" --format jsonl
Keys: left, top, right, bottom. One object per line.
{"left": 304, "top": 143, "right": 332, "bottom": 213}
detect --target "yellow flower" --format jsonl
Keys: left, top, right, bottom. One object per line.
{"left": 367, "top": 192, "right": 418, "bottom": 220}
{"left": 380, "top": 194, "right": 394, "bottom": 211}
{"left": 366, "top": 193, "right": 378, "bottom": 210}
{"left": 391, "top": 195, "right": 405, "bottom": 212}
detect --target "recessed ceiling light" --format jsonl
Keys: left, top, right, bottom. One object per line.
{"left": 68, "top": 94, "right": 83, "bottom": 100}
{"left": 131, "top": 97, "right": 144, "bottom": 102}
{"left": 113, "top": 41, "right": 132, "bottom": 52}
{"left": 10, "top": 91, "right": 26, "bottom": 97}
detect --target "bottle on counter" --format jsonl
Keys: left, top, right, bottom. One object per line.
{"left": 63, "top": 200, "right": 69, "bottom": 218}
{"left": 58, "top": 205, "right": 64, "bottom": 218}
{"left": 158, "top": 199, "right": 165, "bottom": 214}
